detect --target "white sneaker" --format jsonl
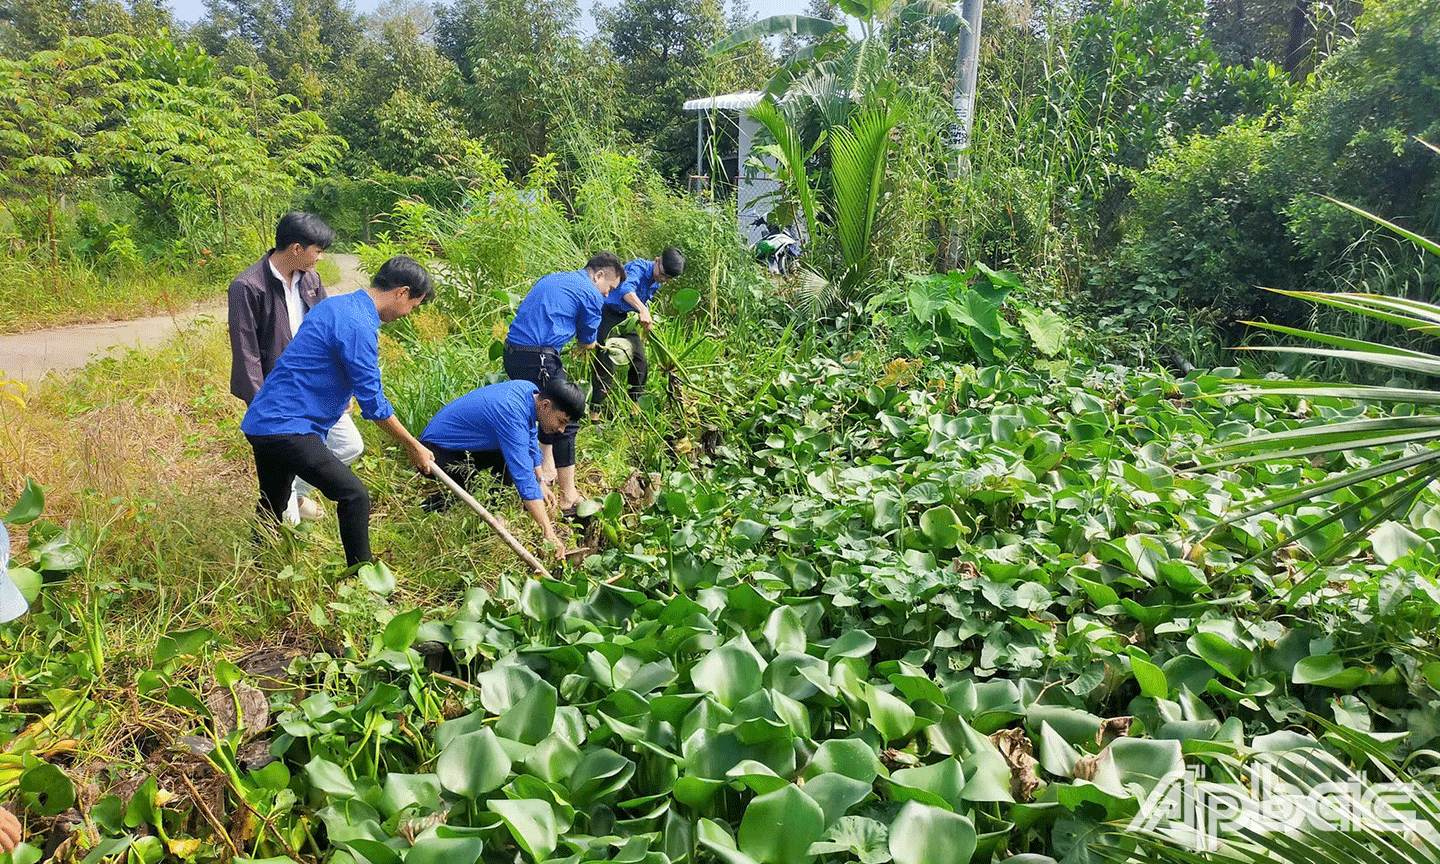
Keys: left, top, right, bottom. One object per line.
{"left": 297, "top": 497, "right": 324, "bottom": 521}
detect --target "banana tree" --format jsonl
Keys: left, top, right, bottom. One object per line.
{"left": 1197, "top": 195, "right": 1440, "bottom": 574}
{"left": 714, "top": 0, "right": 961, "bottom": 112}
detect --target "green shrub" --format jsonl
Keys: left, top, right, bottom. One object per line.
{"left": 1270, "top": 0, "right": 1440, "bottom": 263}
{"left": 298, "top": 172, "right": 469, "bottom": 246}
{"left": 1092, "top": 0, "right": 1440, "bottom": 349}
{"left": 1100, "top": 120, "right": 1300, "bottom": 326}
{"left": 353, "top": 140, "right": 756, "bottom": 327}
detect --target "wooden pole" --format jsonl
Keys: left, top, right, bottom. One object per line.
{"left": 429, "top": 464, "right": 553, "bottom": 579}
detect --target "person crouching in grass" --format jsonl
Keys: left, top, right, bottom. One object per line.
{"left": 241, "top": 256, "right": 436, "bottom": 568}
{"left": 418, "top": 378, "right": 588, "bottom": 560}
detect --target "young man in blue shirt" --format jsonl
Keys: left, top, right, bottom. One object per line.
{"left": 228, "top": 212, "right": 364, "bottom": 524}
{"left": 503, "top": 252, "right": 625, "bottom": 510}
{"left": 241, "top": 256, "right": 436, "bottom": 568}
{"left": 419, "top": 378, "right": 588, "bottom": 560}
{"left": 590, "top": 247, "right": 685, "bottom": 419}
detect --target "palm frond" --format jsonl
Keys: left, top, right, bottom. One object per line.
{"left": 1194, "top": 206, "right": 1440, "bottom": 569}
{"left": 1238, "top": 320, "right": 1437, "bottom": 358}
{"left": 829, "top": 106, "right": 894, "bottom": 283}
{"left": 1215, "top": 383, "right": 1440, "bottom": 406}
{"left": 1259, "top": 288, "right": 1440, "bottom": 330}
{"left": 795, "top": 267, "right": 837, "bottom": 319}
{"left": 712, "top": 14, "right": 845, "bottom": 54}
{"left": 1320, "top": 194, "right": 1440, "bottom": 257}
{"left": 748, "top": 100, "right": 820, "bottom": 246}
{"left": 1234, "top": 345, "right": 1440, "bottom": 378}
{"left": 1202, "top": 416, "right": 1440, "bottom": 462}
{"left": 1100, "top": 722, "right": 1440, "bottom": 864}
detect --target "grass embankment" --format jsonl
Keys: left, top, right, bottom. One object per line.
{"left": 0, "top": 257, "right": 342, "bottom": 334}
{"left": 0, "top": 263, "right": 231, "bottom": 335}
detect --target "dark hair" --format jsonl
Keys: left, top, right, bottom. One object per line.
{"left": 660, "top": 247, "right": 685, "bottom": 278}
{"left": 539, "top": 378, "right": 587, "bottom": 421}
{"left": 275, "top": 212, "right": 335, "bottom": 251}
{"left": 372, "top": 256, "right": 435, "bottom": 304}
{"left": 585, "top": 251, "right": 624, "bottom": 280}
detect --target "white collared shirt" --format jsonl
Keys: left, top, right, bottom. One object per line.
{"left": 269, "top": 258, "right": 306, "bottom": 339}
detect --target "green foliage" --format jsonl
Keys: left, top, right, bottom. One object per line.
{"left": 597, "top": 0, "right": 763, "bottom": 182}
{"left": 322, "top": 18, "right": 474, "bottom": 178}
{"left": 1094, "top": 0, "right": 1440, "bottom": 344}
{"left": 1198, "top": 209, "right": 1440, "bottom": 563}
{"left": 352, "top": 140, "right": 753, "bottom": 327}
{"left": 1269, "top": 0, "right": 1440, "bottom": 262}
{"left": 1101, "top": 120, "right": 1297, "bottom": 325}
{"left": 868, "top": 264, "right": 1069, "bottom": 363}
{"left": 436, "top": 0, "right": 620, "bottom": 174}
{"left": 194, "top": 0, "right": 363, "bottom": 99}
{"left": 0, "top": 35, "right": 133, "bottom": 265}
{"left": 115, "top": 47, "right": 344, "bottom": 249}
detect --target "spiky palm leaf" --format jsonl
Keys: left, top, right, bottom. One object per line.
{"left": 830, "top": 105, "right": 896, "bottom": 289}
{"left": 1099, "top": 720, "right": 1440, "bottom": 863}
{"left": 748, "top": 99, "right": 822, "bottom": 247}
{"left": 1196, "top": 198, "right": 1440, "bottom": 569}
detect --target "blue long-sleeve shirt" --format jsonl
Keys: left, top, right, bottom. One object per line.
{"left": 420, "top": 381, "right": 545, "bottom": 501}
{"left": 241, "top": 291, "right": 394, "bottom": 438}
{"left": 603, "top": 258, "right": 660, "bottom": 313}
{"left": 506, "top": 270, "right": 604, "bottom": 350}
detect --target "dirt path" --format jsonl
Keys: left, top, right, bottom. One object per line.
{"left": 0, "top": 253, "right": 368, "bottom": 385}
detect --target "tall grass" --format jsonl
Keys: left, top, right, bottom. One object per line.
{"left": 0, "top": 257, "right": 233, "bottom": 333}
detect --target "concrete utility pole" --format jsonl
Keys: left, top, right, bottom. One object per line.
{"left": 950, "top": 0, "right": 984, "bottom": 163}
{"left": 945, "top": 0, "right": 984, "bottom": 269}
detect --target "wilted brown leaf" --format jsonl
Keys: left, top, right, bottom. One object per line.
{"left": 989, "top": 727, "right": 1041, "bottom": 802}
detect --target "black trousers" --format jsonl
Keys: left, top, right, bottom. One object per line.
{"left": 502, "top": 344, "right": 577, "bottom": 467}
{"left": 591, "top": 306, "right": 648, "bottom": 411}
{"left": 420, "top": 443, "right": 509, "bottom": 511}
{"left": 246, "top": 432, "right": 371, "bottom": 566}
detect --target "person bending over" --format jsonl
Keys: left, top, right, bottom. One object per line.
{"left": 241, "top": 256, "right": 435, "bottom": 567}
{"left": 228, "top": 212, "right": 363, "bottom": 524}
{"left": 591, "top": 247, "right": 685, "bottom": 419}
{"left": 419, "top": 378, "right": 588, "bottom": 559}
{"left": 502, "top": 252, "right": 624, "bottom": 510}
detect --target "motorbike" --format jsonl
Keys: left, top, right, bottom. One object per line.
{"left": 750, "top": 219, "right": 803, "bottom": 276}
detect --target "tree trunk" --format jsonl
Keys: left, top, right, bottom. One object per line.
{"left": 46, "top": 183, "right": 58, "bottom": 270}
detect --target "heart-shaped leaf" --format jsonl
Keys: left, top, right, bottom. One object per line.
{"left": 436, "top": 728, "right": 510, "bottom": 798}
{"left": 489, "top": 797, "right": 559, "bottom": 862}
{"left": 496, "top": 680, "right": 558, "bottom": 745}
{"left": 888, "top": 801, "right": 976, "bottom": 864}
{"left": 693, "top": 640, "right": 763, "bottom": 709}
{"left": 738, "top": 784, "right": 825, "bottom": 864}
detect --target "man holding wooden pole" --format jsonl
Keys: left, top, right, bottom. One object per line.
{"left": 419, "top": 378, "right": 588, "bottom": 562}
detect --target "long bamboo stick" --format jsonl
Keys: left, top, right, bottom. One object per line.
{"left": 429, "top": 464, "right": 553, "bottom": 579}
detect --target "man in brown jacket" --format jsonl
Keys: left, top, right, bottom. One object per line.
{"left": 228, "top": 212, "right": 363, "bottom": 524}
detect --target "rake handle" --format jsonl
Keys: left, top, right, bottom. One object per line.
{"left": 429, "top": 464, "right": 553, "bottom": 579}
